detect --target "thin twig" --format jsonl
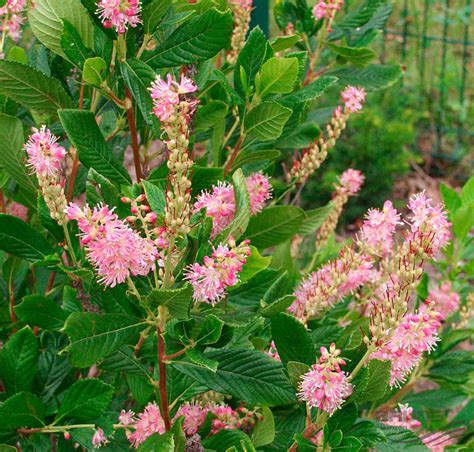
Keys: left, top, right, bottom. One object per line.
{"left": 125, "top": 87, "right": 142, "bottom": 182}
{"left": 157, "top": 326, "right": 171, "bottom": 431}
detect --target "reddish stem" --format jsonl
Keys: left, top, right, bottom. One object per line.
{"left": 67, "top": 155, "right": 80, "bottom": 202}
{"left": 46, "top": 271, "right": 57, "bottom": 294}
{"left": 157, "top": 328, "right": 171, "bottom": 431}
{"left": 223, "top": 134, "right": 244, "bottom": 177}
{"left": 133, "top": 332, "right": 146, "bottom": 356}
{"left": 163, "top": 347, "right": 187, "bottom": 361}
{"left": 125, "top": 87, "right": 142, "bottom": 182}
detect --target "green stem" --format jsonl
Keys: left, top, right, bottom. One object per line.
{"left": 136, "top": 34, "right": 152, "bottom": 58}
{"left": 162, "top": 236, "right": 176, "bottom": 290}
{"left": 349, "top": 345, "right": 376, "bottom": 381}
{"left": 62, "top": 224, "right": 79, "bottom": 267}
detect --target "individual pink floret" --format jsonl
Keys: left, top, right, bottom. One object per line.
{"left": 96, "top": 0, "right": 141, "bottom": 34}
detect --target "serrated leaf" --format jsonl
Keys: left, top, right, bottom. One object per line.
{"left": 328, "top": 64, "right": 403, "bottom": 91}
{"left": 238, "top": 246, "right": 271, "bottom": 282}
{"left": 137, "top": 432, "right": 174, "bottom": 451}
{"left": 256, "top": 57, "right": 298, "bottom": 98}
{"left": 279, "top": 76, "right": 338, "bottom": 107}
{"left": 244, "top": 206, "right": 305, "bottom": 249}
{"left": 120, "top": 58, "right": 159, "bottom": 128}
{"left": 0, "top": 392, "right": 45, "bottom": 434}
{"left": 1, "top": 327, "right": 39, "bottom": 393}
{"left": 15, "top": 295, "right": 67, "bottom": 331}
{"left": 142, "top": 0, "right": 171, "bottom": 34}
{"left": 0, "top": 61, "right": 73, "bottom": 115}
{"left": 0, "top": 114, "right": 37, "bottom": 200}
{"left": 145, "top": 8, "right": 233, "bottom": 68}
{"left": 245, "top": 101, "right": 292, "bottom": 142}
{"left": 356, "top": 359, "right": 391, "bottom": 403}
{"left": 232, "top": 149, "right": 281, "bottom": 170}
{"left": 260, "top": 295, "right": 296, "bottom": 318}
{"left": 58, "top": 109, "right": 131, "bottom": 185}
{"left": 186, "top": 349, "right": 219, "bottom": 372}
{"left": 270, "top": 35, "right": 300, "bottom": 52}
{"left": 196, "top": 314, "right": 224, "bottom": 345}
{"left": 299, "top": 203, "right": 333, "bottom": 235}
{"left": 203, "top": 430, "right": 255, "bottom": 451}
{"left": 252, "top": 406, "right": 275, "bottom": 447}
{"left": 145, "top": 285, "right": 193, "bottom": 320}
{"left": 55, "top": 379, "right": 114, "bottom": 422}
{"left": 287, "top": 361, "right": 310, "bottom": 389}
{"left": 142, "top": 180, "right": 166, "bottom": 215}
{"left": 0, "top": 214, "right": 56, "bottom": 262}
{"left": 64, "top": 313, "right": 146, "bottom": 367}
{"left": 271, "top": 313, "right": 315, "bottom": 366}
{"left": 174, "top": 349, "right": 296, "bottom": 406}
{"left": 440, "top": 183, "right": 461, "bottom": 216}
{"left": 61, "top": 20, "right": 93, "bottom": 67}
{"left": 82, "top": 57, "right": 106, "bottom": 86}
{"left": 328, "top": 44, "right": 376, "bottom": 67}
{"left": 195, "top": 100, "right": 228, "bottom": 131}
{"left": 28, "top": 0, "right": 94, "bottom": 58}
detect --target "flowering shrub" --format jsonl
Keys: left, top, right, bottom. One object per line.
{"left": 0, "top": 0, "right": 472, "bottom": 451}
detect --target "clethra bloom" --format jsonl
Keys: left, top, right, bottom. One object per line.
{"left": 298, "top": 344, "right": 352, "bottom": 415}
{"left": 127, "top": 402, "right": 165, "bottom": 448}
{"left": 92, "top": 428, "right": 108, "bottom": 448}
{"left": 384, "top": 403, "right": 421, "bottom": 430}
{"left": 150, "top": 74, "right": 198, "bottom": 122}
{"left": 0, "top": 0, "right": 26, "bottom": 41}
{"left": 358, "top": 200, "right": 402, "bottom": 257}
{"left": 422, "top": 281, "right": 460, "bottom": 321}
{"left": 96, "top": 0, "right": 141, "bottom": 34}
{"left": 341, "top": 86, "right": 367, "bottom": 113}
{"left": 185, "top": 238, "right": 251, "bottom": 304}
{"left": 194, "top": 173, "right": 272, "bottom": 237}
{"left": 66, "top": 203, "right": 158, "bottom": 287}
{"left": 289, "top": 249, "right": 373, "bottom": 321}
{"left": 174, "top": 403, "right": 209, "bottom": 436}
{"left": 372, "top": 306, "right": 442, "bottom": 386}
{"left": 118, "top": 409, "right": 135, "bottom": 426}
{"left": 266, "top": 341, "right": 281, "bottom": 361}
{"left": 339, "top": 169, "right": 365, "bottom": 194}
{"left": 24, "top": 126, "right": 66, "bottom": 177}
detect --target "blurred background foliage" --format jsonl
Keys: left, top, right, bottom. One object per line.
{"left": 258, "top": 0, "right": 473, "bottom": 225}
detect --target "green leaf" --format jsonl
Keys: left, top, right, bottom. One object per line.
{"left": 356, "top": 359, "right": 391, "bottom": 403}
{"left": 174, "top": 349, "right": 296, "bottom": 406}
{"left": 256, "top": 57, "right": 298, "bottom": 98}
{"left": 63, "top": 313, "right": 145, "bottom": 367}
{"left": 55, "top": 379, "right": 114, "bottom": 422}
{"left": 203, "top": 430, "right": 255, "bottom": 451}
{"left": 239, "top": 246, "right": 271, "bottom": 282}
{"left": 374, "top": 422, "right": 429, "bottom": 451}
{"left": 234, "top": 27, "right": 271, "bottom": 97}
{"left": 271, "top": 313, "right": 315, "bottom": 366}
{"left": 0, "top": 327, "right": 39, "bottom": 394}
{"left": 142, "top": 0, "right": 171, "bottom": 34}
{"left": 0, "top": 61, "right": 73, "bottom": 115}
{"left": 0, "top": 392, "right": 45, "bottom": 434}
{"left": 270, "top": 35, "right": 300, "bottom": 52}
{"left": 252, "top": 406, "right": 275, "bottom": 447}
{"left": 260, "top": 295, "right": 296, "bottom": 318}
{"left": 216, "top": 169, "right": 250, "bottom": 242}
{"left": 452, "top": 204, "right": 474, "bottom": 240}
{"left": 279, "top": 76, "right": 338, "bottom": 107}
{"left": 185, "top": 349, "right": 219, "bottom": 372}
{"left": 86, "top": 168, "right": 119, "bottom": 206}
{"left": 61, "top": 20, "right": 93, "bottom": 67}
{"left": 232, "top": 149, "right": 281, "bottom": 170}
{"left": 440, "top": 183, "right": 461, "bottom": 216}
{"left": 328, "top": 64, "right": 403, "bottom": 91}
{"left": 15, "top": 295, "right": 67, "bottom": 331}
{"left": 82, "top": 57, "right": 107, "bottom": 86}
{"left": 461, "top": 176, "right": 474, "bottom": 205}
{"left": 28, "top": 0, "right": 94, "bottom": 58}
{"left": 0, "top": 214, "right": 56, "bottom": 262}
{"left": 328, "top": 44, "right": 376, "bottom": 68}
{"left": 145, "top": 285, "right": 193, "bottom": 320}
{"left": 244, "top": 206, "right": 305, "bottom": 249}
{"left": 7, "top": 46, "right": 28, "bottom": 64}
{"left": 142, "top": 180, "right": 166, "bottom": 215}
{"left": 196, "top": 314, "right": 224, "bottom": 345}
{"left": 58, "top": 109, "right": 131, "bottom": 185}
{"left": 245, "top": 102, "right": 292, "bottom": 142}
{"left": 0, "top": 114, "right": 37, "bottom": 200}
{"left": 145, "top": 8, "right": 233, "bottom": 68}
{"left": 195, "top": 100, "right": 228, "bottom": 131}
{"left": 120, "top": 58, "right": 159, "bottom": 128}
{"left": 299, "top": 204, "right": 333, "bottom": 235}
{"left": 138, "top": 432, "right": 174, "bottom": 451}
{"left": 404, "top": 388, "right": 465, "bottom": 410}
{"left": 287, "top": 361, "right": 309, "bottom": 388}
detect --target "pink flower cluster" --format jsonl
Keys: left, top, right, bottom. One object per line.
{"left": 266, "top": 340, "right": 281, "bottom": 361}
{"left": 96, "top": 0, "right": 141, "bottom": 34}
{"left": 372, "top": 306, "right": 442, "bottom": 386}
{"left": 423, "top": 281, "right": 459, "bottom": 321}
{"left": 194, "top": 172, "right": 272, "bottom": 237}
{"left": 7, "top": 202, "right": 28, "bottom": 221}
{"left": 341, "top": 86, "right": 367, "bottom": 113}
{"left": 92, "top": 428, "right": 108, "bottom": 448}
{"left": 407, "top": 192, "right": 451, "bottom": 256}
{"left": 289, "top": 248, "right": 374, "bottom": 320}
{"left": 150, "top": 74, "right": 198, "bottom": 122}
{"left": 338, "top": 168, "right": 365, "bottom": 194}
{"left": 24, "top": 126, "right": 66, "bottom": 177}
{"left": 298, "top": 344, "right": 352, "bottom": 415}
{"left": 312, "top": 0, "right": 344, "bottom": 24}
{"left": 229, "top": 0, "right": 253, "bottom": 7}
{"left": 384, "top": 403, "right": 421, "bottom": 430}
{"left": 66, "top": 203, "right": 158, "bottom": 287}
{"left": 358, "top": 200, "right": 402, "bottom": 256}
{"left": 122, "top": 403, "right": 165, "bottom": 448}
{"left": 0, "top": 0, "right": 26, "bottom": 41}
{"left": 184, "top": 238, "right": 251, "bottom": 304}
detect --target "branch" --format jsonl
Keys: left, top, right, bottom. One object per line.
{"left": 157, "top": 326, "right": 171, "bottom": 431}
{"left": 125, "top": 87, "right": 142, "bottom": 182}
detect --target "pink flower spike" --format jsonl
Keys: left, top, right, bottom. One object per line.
{"left": 173, "top": 402, "right": 209, "bottom": 436}
{"left": 127, "top": 402, "right": 165, "bottom": 447}
{"left": 339, "top": 168, "right": 364, "bottom": 194}
{"left": 423, "top": 281, "right": 459, "bottom": 321}
{"left": 118, "top": 409, "right": 135, "bottom": 425}
{"left": 313, "top": 1, "right": 328, "bottom": 20}
{"left": 92, "top": 428, "right": 108, "bottom": 448}
{"left": 24, "top": 126, "right": 66, "bottom": 177}
{"left": 95, "top": 0, "right": 141, "bottom": 34}
{"left": 246, "top": 172, "right": 273, "bottom": 215}
{"left": 341, "top": 86, "right": 366, "bottom": 113}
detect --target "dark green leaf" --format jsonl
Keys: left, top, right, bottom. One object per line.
{"left": 142, "top": 180, "right": 166, "bottom": 215}
{"left": 356, "top": 359, "right": 391, "bottom": 403}
{"left": 142, "top": 0, "right": 171, "bottom": 34}
{"left": 245, "top": 101, "right": 292, "bottom": 142}
{"left": 260, "top": 295, "right": 296, "bottom": 318}
{"left": 15, "top": 295, "right": 67, "bottom": 331}
{"left": 145, "top": 285, "right": 193, "bottom": 320}
{"left": 270, "top": 35, "right": 301, "bottom": 52}
{"left": 279, "top": 76, "right": 338, "bottom": 107}
{"left": 328, "top": 44, "right": 376, "bottom": 67}
{"left": 0, "top": 392, "right": 45, "bottom": 434}
{"left": 82, "top": 57, "right": 106, "bottom": 86}
{"left": 287, "top": 361, "right": 310, "bottom": 388}
{"left": 137, "top": 432, "right": 174, "bottom": 451}
{"left": 328, "top": 64, "right": 403, "bottom": 91}
{"left": 61, "top": 20, "right": 93, "bottom": 66}
{"left": 203, "top": 430, "right": 254, "bottom": 451}
{"left": 195, "top": 100, "right": 228, "bottom": 131}
{"left": 299, "top": 203, "right": 333, "bottom": 235}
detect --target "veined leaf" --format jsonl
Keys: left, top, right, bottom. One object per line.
{"left": 145, "top": 285, "right": 193, "bottom": 320}
{"left": 256, "top": 57, "right": 298, "bottom": 98}
{"left": 142, "top": 0, "right": 171, "bottom": 34}
{"left": 328, "top": 43, "right": 376, "bottom": 68}
{"left": 0, "top": 392, "right": 45, "bottom": 434}
{"left": 328, "top": 64, "right": 403, "bottom": 91}
{"left": 279, "top": 76, "right": 338, "bottom": 107}
{"left": 63, "top": 313, "right": 146, "bottom": 367}
{"left": 145, "top": 8, "right": 233, "bottom": 68}
{"left": 245, "top": 102, "right": 292, "bottom": 142}
{"left": 15, "top": 295, "right": 67, "bottom": 331}
{"left": 28, "top": 0, "right": 94, "bottom": 59}
{"left": 58, "top": 109, "right": 131, "bottom": 185}
{"left": 0, "top": 61, "right": 73, "bottom": 115}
